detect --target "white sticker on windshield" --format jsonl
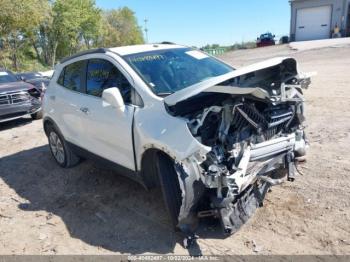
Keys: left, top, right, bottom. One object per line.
{"left": 0, "top": 72, "right": 9, "bottom": 76}
{"left": 185, "top": 50, "right": 209, "bottom": 60}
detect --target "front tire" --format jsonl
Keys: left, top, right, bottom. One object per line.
{"left": 47, "top": 125, "right": 80, "bottom": 168}
{"left": 156, "top": 153, "right": 182, "bottom": 229}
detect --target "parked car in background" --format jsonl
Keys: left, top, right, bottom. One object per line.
{"left": 0, "top": 69, "right": 42, "bottom": 122}
{"left": 257, "top": 32, "right": 276, "bottom": 47}
{"left": 16, "top": 72, "right": 50, "bottom": 93}
{"left": 43, "top": 44, "right": 310, "bottom": 245}
{"left": 25, "top": 77, "right": 50, "bottom": 92}
{"left": 279, "top": 36, "right": 290, "bottom": 44}
{"left": 16, "top": 72, "right": 43, "bottom": 81}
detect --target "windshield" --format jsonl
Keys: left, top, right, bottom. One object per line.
{"left": 124, "top": 48, "right": 234, "bottom": 96}
{"left": 0, "top": 71, "right": 18, "bottom": 84}
{"left": 261, "top": 33, "right": 273, "bottom": 39}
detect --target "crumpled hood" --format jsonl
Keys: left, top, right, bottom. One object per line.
{"left": 0, "top": 81, "right": 35, "bottom": 93}
{"left": 164, "top": 57, "right": 299, "bottom": 106}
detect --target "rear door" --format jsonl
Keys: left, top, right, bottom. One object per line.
{"left": 296, "top": 6, "right": 332, "bottom": 41}
{"left": 54, "top": 60, "right": 88, "bottom": 147}
{"left": 77, "top": 57, "right": 136, "bottom": 171}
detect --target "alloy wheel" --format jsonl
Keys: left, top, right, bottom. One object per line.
{"left": 49, "top": 131, "right": 65, "bottom": 164}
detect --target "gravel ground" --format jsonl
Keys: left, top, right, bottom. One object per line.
{"left": 0, "top": 44, "right": 350, "bottom": 255}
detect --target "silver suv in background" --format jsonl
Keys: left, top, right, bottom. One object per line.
{"left": 0, "top": 69, "right": 42, "bottom": 122}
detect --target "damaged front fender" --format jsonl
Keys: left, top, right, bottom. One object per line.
{"left": 173, "top": 158, "right": 205, "bottom": 234}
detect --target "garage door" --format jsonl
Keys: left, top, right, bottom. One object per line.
{"left": 296, "top": 5, "right": 332, "bottom": 41}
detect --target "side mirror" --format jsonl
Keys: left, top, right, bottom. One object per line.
{"left": 102, "top": 87, "right": 125, "bottom": 112}
{"left": 20, "top": 76, "right": 26, "bottom": 81}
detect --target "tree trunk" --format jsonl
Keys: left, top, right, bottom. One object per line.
{"left": 11, "top": 36, "right": 18, "bottom": 71}
{"left": 31, "top": 38, "right": 42, "bottom": 64}
{"left": 12, "top": 53, "right": 18, "bottom": 71}
{"left": 52, "top": 41, "right": 58, "bottom": 68}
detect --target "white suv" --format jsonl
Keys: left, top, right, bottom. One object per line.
{"left": 43, "top": 44, "right": 309, "bottom": 240}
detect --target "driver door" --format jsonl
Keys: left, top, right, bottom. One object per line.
{"left": 78, "top": 58, "right": 135, "bottom": 171}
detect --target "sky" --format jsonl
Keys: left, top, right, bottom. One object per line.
{"left": 95, "top": 0, "right": 291, "bottom": 47}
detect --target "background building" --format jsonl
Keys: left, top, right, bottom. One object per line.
{"left": 290, "top": 0, "right": 350, "bottom": 41}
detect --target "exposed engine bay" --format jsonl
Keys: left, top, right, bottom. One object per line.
{"left": 166, "top": 58, "right": 310, "bottom": 237}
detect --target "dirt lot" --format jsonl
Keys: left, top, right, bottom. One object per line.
{"left": 1, "top": 44, "right": 350, "bottom": 255}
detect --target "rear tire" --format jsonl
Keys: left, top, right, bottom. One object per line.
{"left": 156, "top": 153, "right": 182, "bottom": 229}
{"left": 47, "top": 125, "right": 80, "bottom": 168}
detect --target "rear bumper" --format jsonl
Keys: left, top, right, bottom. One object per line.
{"left": 257, "top": 42, "right": 275, "bottom": 47}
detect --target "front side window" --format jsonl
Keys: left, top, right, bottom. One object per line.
{"left": 60, "top": 60, "right": 86, "bottom": 93}
{"left": 86, "top": 59, "right": 131, "bottom": 103}
{"left": 123, "top": 48, "right": 234, "bottom": 96}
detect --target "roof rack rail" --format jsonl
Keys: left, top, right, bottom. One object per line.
{"left": 60, "top": 48, "right": 108, "bottom": 64}
{"left": 160, "top": 41, "right": 176, "bottom": 45}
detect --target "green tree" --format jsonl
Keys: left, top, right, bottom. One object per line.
{"left": 100, "top": 7, "right": 144, "bottom": 47}
{"left": 0, "top": 0, "right": 144, "bottom": 71}
{"left": 0, "top": 0, "right": 49, "bottom": 70}
{"left": 49, "top": 0, "right": 102, "bottom": 67}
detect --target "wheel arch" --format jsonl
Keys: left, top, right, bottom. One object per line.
{"left": 140, "top": 147, "right": 206, "bottom": 234}
{"left": 140, "top": 148, "right": 175, "bottom": 189}
{"left": 43, "top": 117, "right": 62, "bottom": 137}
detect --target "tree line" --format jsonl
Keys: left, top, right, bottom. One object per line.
{"left": 0, "top": 0, "right": 144, "bottom": 72}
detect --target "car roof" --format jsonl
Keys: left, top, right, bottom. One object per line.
{"left": 108, "top": 43, "right": 186, "bottom": 56}
{"left": 59, "top": 44, "right": 187, "bottom": 64}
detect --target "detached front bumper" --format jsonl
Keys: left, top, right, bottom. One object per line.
{"left": 212, "top": 150, "right": 293, "bottom": 235}
{"left": 177, "top": 131, "right": 307, "bottom": 236}
{"left": 208, "top": 133, "right": 306, "bottom": 234}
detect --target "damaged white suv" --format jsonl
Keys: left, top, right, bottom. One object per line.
{"left": 43, "top": 44, "right": 309, "bottom": 239}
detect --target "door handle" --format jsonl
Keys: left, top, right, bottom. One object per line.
{"left": 49, "top": 95, "right": 56, "bottom": 101}
{"left": 80, "top": 107, "right": 90, "bottom": 114}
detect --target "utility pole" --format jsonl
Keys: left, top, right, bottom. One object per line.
{"left": 144, "top": 18, "right": 149, "bottom": 43}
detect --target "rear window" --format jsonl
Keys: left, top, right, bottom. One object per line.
{"left": 56, "top": 59, "right": 133, "bottom": 104}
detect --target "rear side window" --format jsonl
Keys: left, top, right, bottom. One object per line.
{"left": 58, "top": 60, "right": 86, "bottom": 93}
{"left": 86, "top": 59, "right": 131, "bottom": 103}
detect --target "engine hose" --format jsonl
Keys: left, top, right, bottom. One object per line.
{"left": 294, "top": 161, "right": 305, "bottom": 176}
